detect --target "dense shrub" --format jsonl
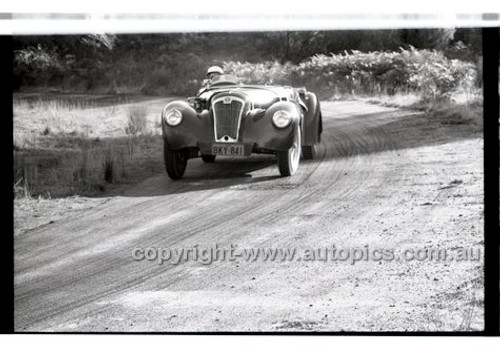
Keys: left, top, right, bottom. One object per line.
{"left": 224, "top": 47, "right": 477, "bottom": 100}
{"left": 223, "top": 61, "right": 294, "bottom": 86}
{"left": 14, "top": 45, "right": 65, "bottom": 87}
{"left": 14, "top": 37, "right": 478, "bottom": 101}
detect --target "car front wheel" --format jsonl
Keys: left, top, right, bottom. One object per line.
{"left": 277, "top": 126, "right": 301, "bottom": 176}
{"left": 164, "top": 142, "right": 187, "bottom": 180}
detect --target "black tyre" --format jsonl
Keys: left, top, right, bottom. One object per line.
{"left": 318, "top": 113, "right": 322, "bottom": 143}
{"left": 201, "top": 155, "right": 216, "bottom": 163}
{"left": 277, "top": 126, "right": 301, "bottom": 176}
{"left": 304, "top": 92, "right": 322, "bottom": 145}
{"left": 302, "top": 145, "right": 316, "bottom": 160}
{"left": 164, "top": 142, "right": 187, "bottom": 180}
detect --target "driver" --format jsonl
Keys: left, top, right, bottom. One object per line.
{"left": 205, "top": 66, "right": 224, "bottom": 85}
{"left": 194, "top": 66, "right": 225, "bottom": 108}
{"left": 197, "top": 66, "right": 225, "bottom": 97}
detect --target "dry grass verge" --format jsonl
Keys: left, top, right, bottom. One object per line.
{"left": 360, "top": 89, "right": 483, "bottom": 132}
{"left": 13, "top": 94, "right": 172, "bottom": 198}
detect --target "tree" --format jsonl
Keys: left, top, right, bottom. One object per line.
{"left": 400, "top": 28, "right": 456, "bottom": 51}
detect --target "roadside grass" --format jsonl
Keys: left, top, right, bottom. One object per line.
{"left": 357, "top": 88, "right": 483, "bottom": 131}
{"left": 13, "top": 94, "right": 169, "bottom": 198}
{"left": 124, "top": 105, "right": 150, "bottom": 136}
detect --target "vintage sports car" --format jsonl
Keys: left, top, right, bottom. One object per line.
{"left": 160, "top": 74, "right": 322, "bottom": 179}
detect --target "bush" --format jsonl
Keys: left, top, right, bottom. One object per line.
{"left": 14, "top": 45, "right": 65, "bottom": 86}
{"left": 224, "top": 47, "right": 477, "bottom": 101}
{"left": 224, "top": 61, "right": 294, "bottom": 85}
{"left": 13, "top": 39, "right": 478, "bottom": 102}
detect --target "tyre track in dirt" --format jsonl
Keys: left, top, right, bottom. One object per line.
{"left": 15, "top": 101, "right": 451, "bottom": 331}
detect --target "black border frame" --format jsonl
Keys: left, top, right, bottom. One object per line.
{"left": 2, "top": 26, "right": 499, "bottom": 336}
{"left": 483, "top": 26, "right": 499, "bottom": 335}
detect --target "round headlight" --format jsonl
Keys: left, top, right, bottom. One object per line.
{"left": 272, "top": 110, "right": 292, "bottom": 128}
{"left": 164, "top": 108, "right": 183, "bottom": 126}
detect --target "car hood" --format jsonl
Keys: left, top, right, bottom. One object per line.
{"left": 205, "top": 85, "right": 294, "bottom": 108}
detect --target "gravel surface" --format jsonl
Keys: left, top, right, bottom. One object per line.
{"left": 14, "top": 101, "right": 483, "bottom": 332}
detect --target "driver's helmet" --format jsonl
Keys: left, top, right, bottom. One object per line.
{"left": 207, "top": 66, "right": 224, "bottom": 78}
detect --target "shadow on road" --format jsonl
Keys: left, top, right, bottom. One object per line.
{"left": 121, "top": 156, "right": 282, "bottom": 197}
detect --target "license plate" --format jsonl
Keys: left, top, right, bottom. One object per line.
{"left": 212, "top": 144, "right": 245, "bottom": 156}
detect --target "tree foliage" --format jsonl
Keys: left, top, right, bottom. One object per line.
{"left": 12, "top": 29, "right": 482, "bottom": 94}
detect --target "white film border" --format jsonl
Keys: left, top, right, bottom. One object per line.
{"left": 1, "top": 0, "right": 500, "bottom": 35}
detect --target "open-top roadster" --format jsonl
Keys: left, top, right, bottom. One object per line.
{"left": 161, "top": 75, "right": 322, "bottom": 179}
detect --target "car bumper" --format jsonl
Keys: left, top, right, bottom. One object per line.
{"left": 163, "top": 115, "right": 298, "bottom": 155}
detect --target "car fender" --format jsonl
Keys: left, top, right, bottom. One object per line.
{"left": 233, "top": 101, "right": 301, "bottom": 152}
{"left": 161, "top": 100, "right": 213, "bottom": 149}
{"left": 264, "top": 101, "right": 302, "bottom": 128}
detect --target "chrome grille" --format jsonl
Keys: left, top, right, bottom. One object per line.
{"left": 213, "top": 98, "right": 244, "bottom": 142}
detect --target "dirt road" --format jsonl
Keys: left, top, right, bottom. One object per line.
{"left": 15, "top": 101, "right": 484, "bottom": 332}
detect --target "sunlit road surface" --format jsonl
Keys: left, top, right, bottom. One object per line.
{"left": 15, "top": 101, "right": 484, "bottom": 332}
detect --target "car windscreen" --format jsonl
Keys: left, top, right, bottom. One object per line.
{"left": 210, "top": 74, "right": 240, "bottom": 85}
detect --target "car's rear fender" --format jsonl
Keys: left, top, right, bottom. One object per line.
{"left": 302, "top": 92, "right": 321, "bottom": 146}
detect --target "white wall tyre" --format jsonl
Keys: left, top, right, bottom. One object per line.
{"left": 277, "top": 126, "right": 301, "bottom": 176}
